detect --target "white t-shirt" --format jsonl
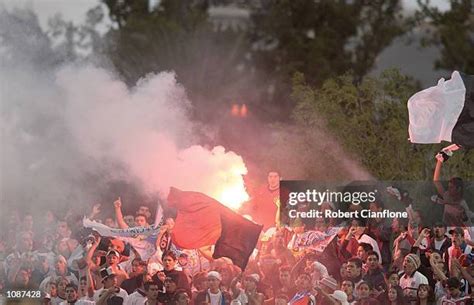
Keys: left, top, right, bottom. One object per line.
{"left": 124, "top": 290, "right": 147, "bottom": 305}
{"left": 51, "top": 296, "right": 66, "bottom": 305}
{"left": 233, "top": 289, "right": 249, "bottom": 305}
{"left": 209, "top": 291, "right": 222, "bottom": 305}
{"left": 399, "top": 271, "right": 428, "bottom": 299}
{"left": 434, "top": 238, "right": 446, "bottom": 251}
{"left": 119, "top": 237, "right": 156, "bottom": 260}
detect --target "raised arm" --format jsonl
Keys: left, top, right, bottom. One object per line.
{"left": 197, "top": 246, "right": 214, "bottom": 262}
{"left": 89, "top": 203, "right": 101, "bottom": 220}
{"left": 413, "top": 228, "right": 430, "bottom": 248}
{"left": 433, "top": 158, "right": 445, "bottom": 196}
{"left": 230, "top": 274, "right": 242, "bottom": 298}
{"left": 453, "top": 257, "right": 474, "bottom": 286}
{"left": 86, "top": 235, "right": 101, "bottom": 271}
{"left": 247, "top": 290, "right": 264, "bottom": 305}
{"left": 114, "top": 197, "right": 129, "bottom": 229}
{"left": 86, "top": 265, "right": 95, "bottom": 298}
{"left": 153, "top": 225, "right": 171, "bottom": 265}
{"left": 6, "top": 256, "right": 21, "bottom": 284}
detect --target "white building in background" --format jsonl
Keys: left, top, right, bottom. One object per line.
{"left": 208, "top": 5, "right": 250, "bottom": 31}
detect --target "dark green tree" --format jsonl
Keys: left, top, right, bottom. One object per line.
{"left": 248, "top": 0, "right": 408, "bottom": 116}
{"left": 416, "top": 0, "right": 474, "bottom": 72}
{"left": 101, "top": 0, "right": 254, "bottom": 121}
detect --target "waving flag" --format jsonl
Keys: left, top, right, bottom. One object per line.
{"left": 167, "top": 187, "right": 262, "bottom": 270}
{"left": 293, "top": 227, "right": 342, "bottom": 253}
{"left": 408, "top": 71, "right": 474, "bottom": 148}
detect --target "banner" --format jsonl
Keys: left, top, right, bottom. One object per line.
{"left": 83, "top": 204, "right": 164, "bottom": 238}
{"left": 83, "top": 217, "right": 161, "bottom": 237}
{"left": 293, "top": 227, "right": 342, "bottom": 253}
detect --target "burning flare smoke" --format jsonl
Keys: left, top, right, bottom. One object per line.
{"left": 1, "top": 63, "right": 249, "bottom": 210}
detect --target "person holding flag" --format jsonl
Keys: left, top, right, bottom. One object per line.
{"left": 113, "top": 197, "right": 160, "bottom": 261}
{"left": 432, "top": 147, "right": 472, "bottom": 227}
{"left": 240, "top": 170, "right": 282, "bottom": 230}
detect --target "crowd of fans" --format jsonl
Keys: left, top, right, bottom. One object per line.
{"left": 0, "top": 158, "right": 472, "bottom": 305}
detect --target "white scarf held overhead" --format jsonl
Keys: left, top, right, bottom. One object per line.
{"left": 83, "top": 204, "right": 164, "bottom": 237}
{"left": 82, "top": 218, "right": 159, "bottom": 237}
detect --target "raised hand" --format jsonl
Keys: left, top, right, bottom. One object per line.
{"left": 114, "top": 197, "right": 122, "bottom": 209}
{"left": 91, "top": 203, "right": 101, "bottom": 216}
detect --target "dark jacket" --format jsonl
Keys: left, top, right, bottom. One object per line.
{"left": 431, "top": 236, "right": 451, "bottom": 254}
{"left": 363, "top": 268, "right": 386, "bottom": 291}
{"left": 120, "top": 275, "right": 141, "bottom": 294}
{"left": 159, "top": 291, "right": 178, "bottom": 305}
{"left": 152, "top": 269, "right": 192, "bottom": 297}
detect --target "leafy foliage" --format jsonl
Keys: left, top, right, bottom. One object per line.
{"left": 416, "top": 0, "right": 474, "bottom": 72}
{"left": 248, "top": 0, "right": 408, "bottom": 113}
{"left": 101, "top": 0, "right": 254, "bottom": 121}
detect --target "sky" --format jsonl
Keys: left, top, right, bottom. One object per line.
{"left": 1, "top": 0, "right": 451, "bottom": 32}
{"left": 1, "top": 0, "right": 108, "bottom": 30}
{"left": 0, "top": 0, "right": 452, "bottom": 86}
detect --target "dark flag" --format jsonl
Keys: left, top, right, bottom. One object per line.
{"left": 452, "top": 72, "right": 474, "bottom": 148}
{"left": 213, "top": 206, "right": 263, "bottom": 270}
{"left": 408, "top": 70, "right": 474, "bottom": 148}
{"left": 168, "top": 187, "right": 262, "bottom": 270}
{"left": 168, "top": 187, "right": 222, "bottom": 248}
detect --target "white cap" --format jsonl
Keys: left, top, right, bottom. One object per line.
{"left": 329, "top": 290, "right": 349, "bottom": 305}
{"left": 246, "top": 274, "right": 260, "bottom": 283}
{"left": 313, "top": 261, "right": 329, "bottom": 278}
{"left": 207, "top": 271, "right": 222, "bottom": 281}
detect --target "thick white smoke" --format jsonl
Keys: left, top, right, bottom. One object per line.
{"left": 0, "top": 8, "right": 249, "bottom": 214}
{"left": 0, "top": 63, "right": 248, "bottom": 212}
{"left": 0, "top": 6, "right": 371, "bottom": 218}
{"left": 56, "top": 65, "right": 248, "bottom": 206}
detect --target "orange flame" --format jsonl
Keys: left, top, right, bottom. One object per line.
{"left": 215, "top": 184, "right": 249, "bottom": 210}
{"left": 231, "top": 104, "right": 240, "bottom": 116}
{"left": 240, "top": 104, "right": 248, "bottom": 117}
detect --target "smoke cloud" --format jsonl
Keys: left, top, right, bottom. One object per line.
{"left": 0, "top": 8, "right": 248, "bottom": 217}
{"left": 0, "top": 6, "right": 370, "bottom": 220}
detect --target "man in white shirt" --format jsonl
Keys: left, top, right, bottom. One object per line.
{"left": 399, "top": 254, "right": 428, "bottom": 302}
{"left": 431, "top": 222, "right": 451, "bottom": 253}
{"left": 194, "top": 271, "right": 232, "bottom": 305}
{"left": 95, "top": 267, "right": 128, "bottom": 305}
